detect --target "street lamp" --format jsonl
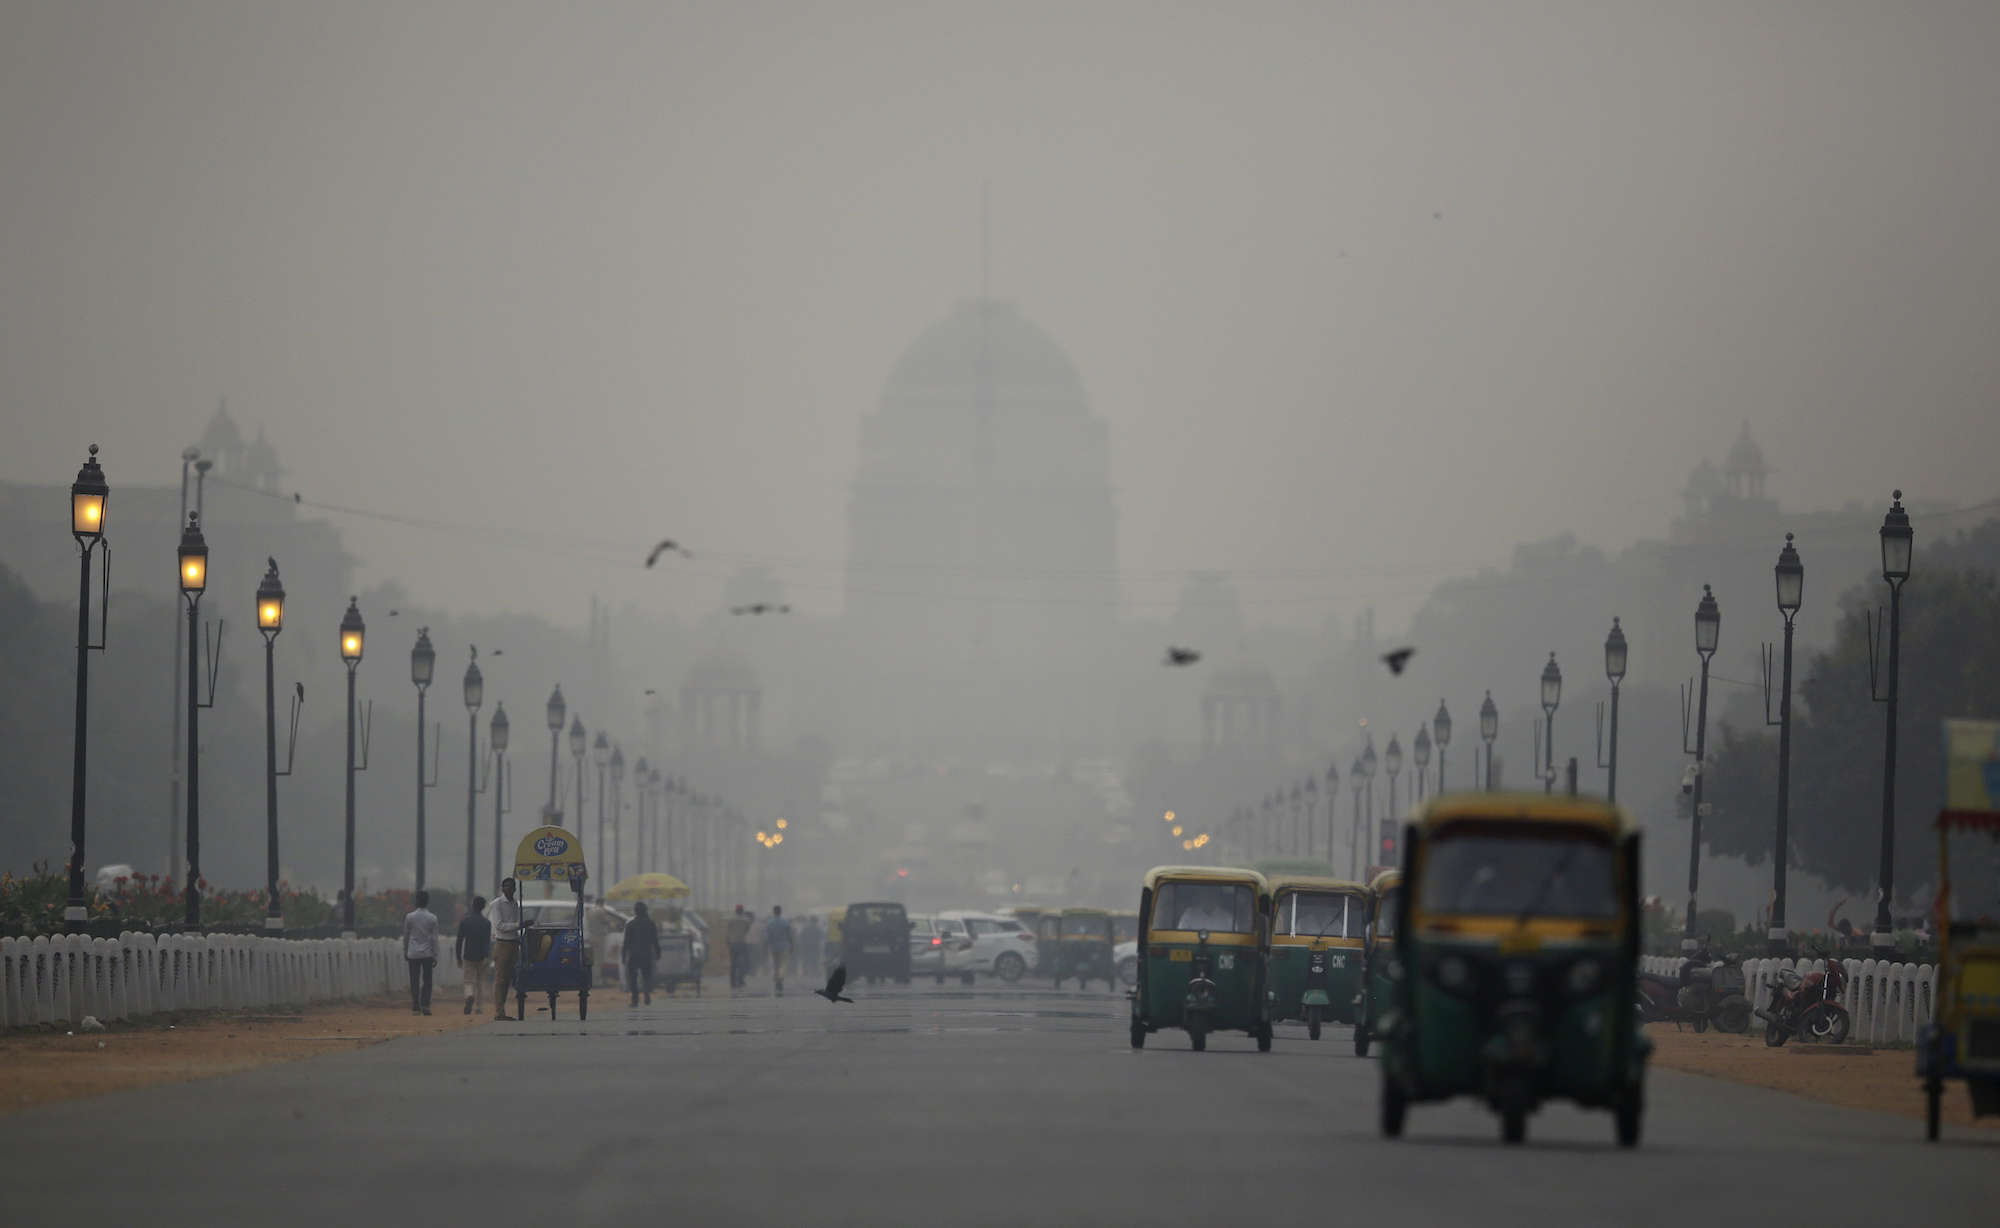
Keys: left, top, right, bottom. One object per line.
{"left": 1768, "top": 534, "right": 1803, "bottom": 952}
{"left": 1323, "top": 761, "right": 1339, "bottom": 863}
{"left": 1683, "top": 584, "right": 1720, "bottom": 950}
{"left": 544, "top": 686, "right": 566, "bottom": 817}
{"left": 1479, "top": 691, "right": 1498, "bottom": 790}
{"left": 410, "top": 626, "right": 437, "bottom": 892}
{"left": 178, "top": 513, "right": 211, "bottom": 926}
{"left": 1412, "top": 726, "right": 1432, "bottom": 805}
{"left": 257, "top": 560, "right": 289, "bottom": 930}
{"left": 1872, "top": 492, "right": 1913, "bottom": 947}
{"left": 1600, "top": 618, "right": 1627, "bottom": 803}
{"left": 64, "top": 446, "right": 109, "bottom": 930}
{"left": 488, "top": 703, "right": 510, "bottom": 889}
{"left": 1351, "top": 753, "right": 1369, "bottom": 880}
{"left": 1289, "top": 784, "right": 1303, "bottom": 855}
{"left": 1384, "top": 735, "right": 1404, "bottom": 820}
{"left": 593, "top": 730, "right": 611, "bottom": 890}
{"left": 340, "top": 596, "right": 367, "bottom": 933}
{"left": 166, "top": 448, "right": 196, "bottom": 887}
{"left": 609, "top": 744, "right": 625, "bottom": 885}
{"left": 1304, "top": 777, "right": 1318, "bottom": 860}
{"left": 463, "top": 651, "right": 483, "bottom": 908}
{"left": 1539, "top": 653, "right": 1562, "bottom": 795}
{"left": 569, "top": 715, "right": 587, "bottom": 841}
{"left": 1432, "top": 700, "right": 1451, "bottom": 797}
{"left": 635, "top": 756, "right": 650, "bottom": 870}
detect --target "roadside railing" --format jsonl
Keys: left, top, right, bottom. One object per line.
{"left": 1640, "top": 954, "right": 1934, "bottom": 1045}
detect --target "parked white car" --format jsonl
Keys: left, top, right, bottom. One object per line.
{"left": 940, "top": 910, "right": 1037, "bottom": 983}
{"left": 1115, "top": 940, "right": 1138, "bottom": 988}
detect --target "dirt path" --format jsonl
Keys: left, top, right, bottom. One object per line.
{"left": 1646, "top": 1025, "right": 1998, "bottom": 1130}
{"left": 0, "top": 995, "right": 487, "bottom": 1114}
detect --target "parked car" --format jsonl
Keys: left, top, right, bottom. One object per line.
{"left": 842, "top": 900, "right": 912, "bottom": 984}
{"left": 912, "top": 915, "right": 979, "bottom": 984}
{"left": 1114, "top": 939, "right": 1138, "bottom": 988}
{"left": 941, "top": 910, "right": 1037, "bottom": 983}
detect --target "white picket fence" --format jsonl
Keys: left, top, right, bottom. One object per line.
{"left": 1641, "top": 954, "right": 1935, "bottom": 1045}
{"left": 0, "top": 932, "right": 436, "bottom": 1028}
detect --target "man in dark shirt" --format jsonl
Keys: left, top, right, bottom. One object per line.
{"left": 455, "top": 895, "right": 493, "bottom": 1016}
{"left": 624, "top": 902, "right": 662, "bottom": 1006}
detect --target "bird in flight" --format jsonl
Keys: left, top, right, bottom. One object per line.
{"left": 1381, "top": 647, "right": 1416, "bottom": 676}
{"left": 295, "top": 682, "right": 304, "bottom": 704}
{"left": 388, "top": 609, "right": 400, "bottom": 617}
{"left": 490, "top": 649, "right": 503, "bottom": 658}
{"left": 645, "top": 540, "right": 691, "bottom": 567}
{"left": 730, "top": 603, "right": 792, "bottom": 616}
{"left": 814, "top": 964, "right": 854, "bottom": 1004}
{"left": 1163, "top": 647, "right": 1201, "bottom": 667}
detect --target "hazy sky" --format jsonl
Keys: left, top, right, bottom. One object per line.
{"left": 5, "top": 1, "right": 1997, "bottom": 630}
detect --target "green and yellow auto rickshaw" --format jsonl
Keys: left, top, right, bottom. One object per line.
{"left": 1054, "top": 907, "right": 1116, "bottom": 990}
{"left": 1918, "top": 719, "right": 2000, "bottom": 1140}
{"left": 1034, "top": 910, "right": 1064, "bottom": 978}
{"left": 1130, "top": 866, "right": 1272, "bottom": 1052}
{"left": 1353, "top": 869, "right": 1400, "bottom": 1057}
{"left": 1378, "top": 795, "right": 1649, "bottom": 1147}
{"left": 1112, "top": 910, "right": 1140, "bottom": 945}
{"left": 1265, "top": 874, "right": 1370, "bottom": 1040}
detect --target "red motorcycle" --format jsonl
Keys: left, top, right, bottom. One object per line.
{"left": 1757, "top": 949, "right": 1851, "bottom": 1047}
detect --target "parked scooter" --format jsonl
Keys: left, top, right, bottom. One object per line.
{"left": 1637, "top": 942, "right": 1750, "bottom": 1033}
{"left": 1755, "top": 946, "right": 1851, "bottom": 1047}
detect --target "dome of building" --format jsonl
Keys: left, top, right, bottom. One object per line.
{"left": 1726, "top": 423, "right": 1769, "bottom": 479}
{"left": 880, "top": 299, "right": 1088, "bottom": 415}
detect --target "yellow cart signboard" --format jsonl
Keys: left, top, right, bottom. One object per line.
{"left": 513, "top": 825, "right": 588, "bottom": 885}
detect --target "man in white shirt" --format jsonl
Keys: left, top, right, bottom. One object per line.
{"left": 485, "top": 877, "right": 522, "bottom": 1021}
{"left": 402, "top": 890, "right": 441, "bottom": 1016}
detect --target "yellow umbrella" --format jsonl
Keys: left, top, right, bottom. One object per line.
{"left": 606, "top": 872, "right": 691, "bottom": 901}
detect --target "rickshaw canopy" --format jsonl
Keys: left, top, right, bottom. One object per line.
{"left": 514, "top": 824, "right": 588, "bottom": 885}
{"left": 1141, "top": 865, "right": 1270, "bottom": 893}
{"left": 606, "top": 872, "right": 690, "bottom": 901}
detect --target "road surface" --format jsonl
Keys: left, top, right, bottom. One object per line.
{"left": 2, "top": 980, "right": 1989, "bottom": 1226}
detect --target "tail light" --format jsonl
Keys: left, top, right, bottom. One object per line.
{"left": 930, "top": 937, "right": 942, "bottom": 946}
{"left": 1019, "top": 932, "right": 1035, "bottom": 942}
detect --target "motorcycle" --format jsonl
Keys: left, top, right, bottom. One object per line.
{"left": 1636, "top": 945, "right": 1750, "bottom": 1034}
{"left": 1755, "top": 947, "right": 1851, "bottom": 1047}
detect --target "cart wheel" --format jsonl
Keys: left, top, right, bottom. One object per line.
{"left": 1380, "top": 1075, "right": 1406, "bottom": 1138}
{"left": 1130, "top": 1022, "right": 1146, "bottom": 1050}
{"left": 579, "top": 991, "right": 589, "bottom": 1022}
{"left": 1615, "top": 1088, "right": 1642, "bottom": 1148}
{"left": 1501, "top": 1108, "right": 1527, "bottom": 1145}
{"left": 1925, "top": 1079, "right": 1942, "bottom": 1141}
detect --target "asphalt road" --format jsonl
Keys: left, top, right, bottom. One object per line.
{"left": 2, "top": 978, "right": 1991, "bottom": 1227}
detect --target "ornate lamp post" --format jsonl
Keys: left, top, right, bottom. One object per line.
{"left": 166, "top": 448, "right": 195, "bottom": 886}
{"left": 256, "top": 561, "right": 288, "bottom": 930}
{"left": 634, "top": 756, "right": 650, "bottom": 869}
{"left": 593, "top": 730, "right": 610, "bottom": 889}
{"left": 178, "top": 514, "right": 211, "bottom": 925}
{"left": 569, "top": 715, "right": 587, "bottom": 838}
{"left": 1384, "top": 736, "right": 1404, "bottom": 824}
{"left": 1600, "top": 619, "right": 1627, "bottom": 802}
{"left": 65, "top": 447, "right": 109, "bottom": 930}
{"left": 488, "top": 703, "right": 510, "bottom": 888}
{"left": 1360, "top": 740, "right": 1378, "bottom": 878}
{"left": 1432, "top": 700, "right": 1452, "bottom": 796}
{"left": 340, "top": 596, "right": 367, "bottom": 933}
{"left": 544, "top": 685, "right": 566, "bottom": 817}
{"left": 463, "top": 651, "right": 483, "bottom": 907}
{"left": 1323, "top": 761, "right": 1339, "bottom": 863}
{"left": 1348, "top": 758, "right": 1365, "bottom": 880}
{"left": 1289, "top": 784, "right": 1303, "bottom": 855}
{"left": 1479, "top": 691, "right": 1498, "bottom": 790}
{"left": 1872, "top": 492, "right": 1913, "bottom": 947}
{"left": 609, "top": 744, "right": 625, "bottom": 884}
{"left": 1683, "top": 584, "right": 1721, "bottom": 950}
{"left": 1768, "top": 535, "right": 1803, "bottom": 952}
{"left": 1303, "top": 777, "right": 1318, "bottom": 860}
{"left": 1539, "top": 653, "right": 1563, "bottom": 795}
{"left": 410, "top": 627, "right": 437, "bottom": 892}
{"left": 655, "top": 770, "right": 670, "bottom": 873}
{"left": 1412, "top": 726, "right": 1432, "bottom": 805}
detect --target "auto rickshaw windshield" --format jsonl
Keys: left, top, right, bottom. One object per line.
{"left": 1418, "top": 829, "right": 1618, "bottom": 918}
{"left": 1373, "top": 888, "right": 1399, "bottom": 937}
{"left": 1153, "top": 881, "right": 1257, "bottom": 933}
{"left": 1276, "top": 891, "right": 1366, "bottom": 938}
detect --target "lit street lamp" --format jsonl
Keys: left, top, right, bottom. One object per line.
{"left": 1540, "top": 653, "right": 1562, "bottom": 795}
{"left": 256, "top": 560, "right": 295, "bottom": 930}
{"left": 544, "top": 686, "right": 566, "bottom": 818}
{"left": 1412, "top": 726, "right": 1431, "bottom": 805}
{"left": 410, "top": 627, "right": 438, "bottom": 892}
{"left": 340, "top": 596, "right": 368, "bottom": 933}
{"left": 1683, "top": 584, "right": 1721, "bottom": 950}
{"left": 1599, "top": 618, "right": 1627, "bottom": 802}
{"left": 179, "top": 513, "right": 212, "bottom": 926}
{"left": 1872, "top": 492, "right": 1913, "bottom": 946}
{"left": 1768, "top": 535, "right": 1803, "bottom": 952}
{"left": 1479, "top": 691, "right": 1498, "bottom": 790}
{"left": 65, "top": 447, "right": 109, "bottom": 930}
{"left": 166, "top": 448, "right": 196, "bottom": 886}
{"left": 1433, "top": 700, "right": 1452, "bottom": 796}
{"left": 488, "top": 703, "right": 511, "bottom": 888}
{"left": 463, "top": 651, "right": 483, "bottom": 907}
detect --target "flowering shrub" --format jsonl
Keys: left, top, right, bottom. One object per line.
{"left": 0, "top": 864, "right": 450, "bottom": 935}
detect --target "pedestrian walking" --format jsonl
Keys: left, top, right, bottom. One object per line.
{"left": 402, "top": 889, "right": 440, "bottom": 1016}
{"left": 624, "top": 901, "right": 661, "bottom": 1006}
{"left": 726, "top": 904, "right": 752, "bottom": 989}
{"left": 487, "top": 877, "right": 522, "bottom": 1021}
{"left": 455, "top": 894, "right": 493, "bottom": 1016}
{"left": 765, "top": 904, "right": 795, "bottom": 996}
{"left": 799, "top": 914, "right": 825, "bottom": 979}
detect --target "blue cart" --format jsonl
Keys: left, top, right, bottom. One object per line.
{"left": 512, "top": 824, "right": 593, "bottom": 1022}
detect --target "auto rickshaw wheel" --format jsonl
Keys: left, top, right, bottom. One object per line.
{"left": 1501, "top": 1108, "right": 1527, "bottom": 1145}
{"left": 1307, "top": 1008, "right": 1322, "bottom": 1041}
{"left": 1256, "top": 1022, "right": 1273, "bottom": 1052}
{"left": 1615, "top": 1089, "right": 1642, "bottom": 1148}
{"left": 1379, "top": 1076, "right": 1406, "bottom": 1138}
{"left": 1188, "top": 1018, "right": 1208, "bottom": 1051}
{"left": 1130, "top": 1022, "right": 1146, "bottom": 1050}
{"left": 1924, "top": 1079, "right": 1942, "bottom": 1141}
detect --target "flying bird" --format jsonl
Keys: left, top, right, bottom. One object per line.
{"left": 814, "top": 964, "right": 854, "bottom": 1004}
{"left": 644, "top": 688, "right": 657, "bottom": 696}
{"left": 645, "top": 540, "right": 690, "bottom": 568}
{"left": 1163, "top": 647, "right": 1201, "bottom": 667}
{"left": 295, "top": 682, "right": 304, "bottom": 704}
{"left": 388, "top": 609, "right": 400, "bottom": 617}
{"left": 1381, "top": 647, "right": 1416, "bottom": 676}
{"left": 292, "top": 493, "right": 301, "bottom": 504}
{"left": 490, "top": 649, "right": 503, "bottom": 658}
{"left": 730, "top": 603, "right": 792, "bottom": 616}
